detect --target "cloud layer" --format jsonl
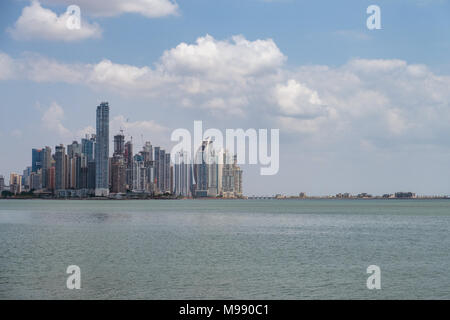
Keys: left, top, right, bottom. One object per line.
{"left": 2, "top": 34, "right": 450, "bottom": 150}
{"left": 8, "top": 1, "right": 101, "bottom": 41}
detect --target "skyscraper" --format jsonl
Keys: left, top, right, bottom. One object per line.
{"left": 55, "top": 144, "right": 66, "bottom": 191}
{"left": 111, "top": 132, "right": 126, "bottom": 194}
{"left": 193, "top": 139, "right": 213, "bottom": 197}
{"left": 31, "top": 149, "right": 43, "bottom": 173}
{"left": 174, "top": 150, "right": 192, "bottom": 197}
{"left": 10, "top": 173, "right": 22, "bottom": 195}
{"left": 81, "top": 134, "right": 95, "bottom": 162}
{"left": 41, "top": 146, "right": 52, "bottom": 190}
{"left": 164, "top": 152, "right": 171, "bottom": 193}
{"left": 67, "top": 141, "right": 81, "bottom": 189}
{"left": 124, "top": 140, "right": 133, "bottom": 189}
{"left": 95, "top": 102, "right": 109, "bottom": 197}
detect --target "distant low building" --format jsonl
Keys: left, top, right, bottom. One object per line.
{"left": 395, "top": 192, "right": 416, "bottom": 199}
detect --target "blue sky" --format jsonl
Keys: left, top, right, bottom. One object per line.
{"left": 1, "top": 0, "right": 450, "bottom": 195}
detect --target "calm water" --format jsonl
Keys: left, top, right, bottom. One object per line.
{"left": 0, "top": 199, "right": 449, "bottom": 299}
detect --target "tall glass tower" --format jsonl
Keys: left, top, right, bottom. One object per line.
{"left": 95, "top": 102, "right": 109, "bottom": 196}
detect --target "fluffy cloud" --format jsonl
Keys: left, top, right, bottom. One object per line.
{"left": 274, "top": 79, "right": 325, "bottom": 117}
{"left": 161, "top": 35, "right": 285, "bottom": 78}
{"left": 2, "top": 33, "right": 450, "bottom": 149}
{"left": 8, "top": 1, "right": 101, "bottom": 42}
{"left": 41, "top": 102, "right": 71, "bottom": 138}
{"left": 41, "top": 0, "right": 179, "bottom": 18}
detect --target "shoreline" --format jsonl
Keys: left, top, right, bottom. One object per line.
{"left": 0, "top": 197, "right": 449, "bottom": 201}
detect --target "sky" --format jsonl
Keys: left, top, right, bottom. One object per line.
{"left": 1, "top": 0, "right": 450, "bottom": 196}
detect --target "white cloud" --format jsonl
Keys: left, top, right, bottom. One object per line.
{"left": 76, "top": 126, "right": 95, "bottom": 139}
{"left": 161, "top": 34, "right": 285, "bottom": 78}
{"left": 41, "top": 102, "right": 71, "bottom": 138}
{"left": 41, "top": 0, "right": 179, "bottom": 18}
{"left": 2, "top": 34, "right": 450, "bottom": 149}
{"left": 8, "top": 1, "right": 101, "bottom": 41}
{"left": 274, "top": 79, "right": 325, "bottom": 117}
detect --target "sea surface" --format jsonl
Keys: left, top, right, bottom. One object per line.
{"left": 0, "top": 199, "right": 449, "bottom": 299}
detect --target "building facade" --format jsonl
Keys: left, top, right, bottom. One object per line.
{"left": 95, "top": 102, "right": 110, "bottom": 197}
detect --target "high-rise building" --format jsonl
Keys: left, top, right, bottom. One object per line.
{"left": 32, "top": 149, "right": 43, "bottom": 173}
{"left": 55, "top": 144, "right": 66, "bottom": 191}
{"left": 87, "top": 160, "right": 96, "bottom": 190}
{"left": 10, "top": 173, "right": 22, "bottom": 195}
{"left": 174, "top": 151, "right": 192, "bottom": 197}
{"left": 114, "top": 133, "right": 124, "bottom": 156}
{"left": 165, "top": 152, "right": 171, "bottom": 193}
{"left": 124, "top": 140, "right": 133, "bottom": 190}
{"left": 132, "top": 154, "right": 146, "bottom": 192}
{"left": 222, "top": 151, "right": 235, "bottom": 197}
{"left": 193, "top": 139, "right": 213, "bottom": 197}
{"left": 30, "top": 169, "right": 42, "bottom": 191}
{"left": 154, "top": 146, "right": 168, "bottom": 194}
{"left": 142, "top": 142, "right": 154, "bottom": 193}
{"left": 95, "top": 102, "right": 109, "bottom": 197}
{"left": 67, "top": 141, "right": 82, "bottom": 189}
{"left": 41, "top": 146, "right": 52, "bottom": 190}
{"left": 221, "top": 153, "right": 243, "bottom": 198}
{"left": 48, "top": 166, "right": 55, "bottom": 192}
{"left": 111, "top": 132, "right": 126, "bottom": 194}
{"left": 111, "top": 157, "right": 126, "bottom": 194}
{"left": 22, "top": 167, "right": 31, "bottom": 191}
{"left": 81, "top": 134, "right": 95, "bottom": 162}
{"left": 233, "top": 155, "right": 243, "bottom": 198}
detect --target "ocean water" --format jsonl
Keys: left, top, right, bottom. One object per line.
{"left": 0, "top": 199, "right": 449, "bottom": 300}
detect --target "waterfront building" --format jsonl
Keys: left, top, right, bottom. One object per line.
{"left": 164, "top": 152, "right": 171, "bottom": 193}
{"left": 81, "top": 134, "right": 95, "bottom": 162}
{"left": 0, "top": 175, "right": 5, "bottom": 192}
{"left": 111, "top": 132, "right": 126, "bottom": 194}
{"left": 67, "top": 141, "right": 82, "bottom": 189}
{"left": 41, "top": 146, "right": 52, "bottom": 190}
{"left": 55, "top": 144, "right": 66, "bottom": 191}
{"left": 10, "top": 173, "right": 22, "bottom": 195}
{"left": 22, "top": 167, "right": 31, "bottom": 191}
{"left": 32, "top": 149, "right": 43, "bottom": 173}
{"left": 233, "top": 155, "right": 243, "bottom": 198}
{"left": 193, "top": 140, "right": 212, "bottom": 197}
{"left": 95, "top": 102, "right": 109, "bottom": 197}
{"left": 132, "top": 154, "right": 147, "bottom": 192}
{"left": 173, "top": 150, "right": 192, "bottom": 197}
{"left": 154, "top": 147, "right": 168, "bottom": 194}
{"left": 124, "top": 140, "right": 133, "bottom": 190}
{"left": 87, "top": 160, "right": 96, "bottom": 191}
{"left": 30, "top": 169, "right": 42, "bottom": 191}
{"left": 111, "top": 156, "right": 126, "bottom": 194}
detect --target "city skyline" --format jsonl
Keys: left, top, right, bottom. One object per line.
{"left": 1, "top": 102, "right": 244, "bottom": 199}
{"left": 1, "top": 1, "right": 450, "bottom": 195}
